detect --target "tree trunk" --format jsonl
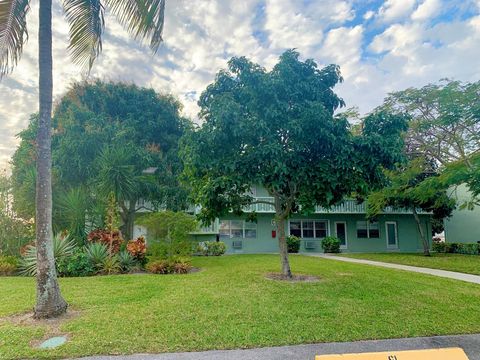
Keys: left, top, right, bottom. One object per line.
{"left": 34, "top": 0, "right": 68, "bottom": 319}
{"left": 120, "top": 200, "right": 136, "bottom": 240}
{"left": 274, "top": 196, "right": 292, "bottom": 278}
{"left": 413, "top": 207, "right": 430, "bottom": 257}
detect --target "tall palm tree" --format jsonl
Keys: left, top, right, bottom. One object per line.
{"left": 0, "top": 0, "right": 166, "bottom": 318}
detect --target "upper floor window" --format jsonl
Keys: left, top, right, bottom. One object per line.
{"left": 289, "top": 220, "right": 328, "bottom": 239}
{"left": 356, "top": 221, "right": 379, "bottom": 238}
{"left": 219, "top": 220, "right": 257, "bottom": 239}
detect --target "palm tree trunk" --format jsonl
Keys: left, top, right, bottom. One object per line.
{"left": 34, "top": 0, "right": 68, "bottom": 319}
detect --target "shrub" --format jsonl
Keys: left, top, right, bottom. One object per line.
{"left": 456, "top": 243, "right": 479, "bottom": 255}
{"left": 321, "top": 236, "right": 341, "bottom": 253}
{"left": 196, "top": 241, "right": 226, "bottom": 256}
{"left": 287, "top": 235, "right": 301, "bottom": 253}
{"left": 87, "top": 229, "right": 124, "bottom": 254}
{"left": 127, "top": 236, "right": 147, "bottom": 263}
{"left": 85, "top": 242, "right": 109, "bottom": 270}
{"left": 57, "top": 249, "right": 95, "bottom": 277}
{"left": 100, "top": 255, "right": 121, "bottom": 275}
{"left": 0, "top": 256, "right": 18, "bottom": 275}
{"left": 146, "top": 260, "right": 173, "bottom": 274}
{"left": 445, "top": 243, "right": 459, "bottom": 254}
{"left": 118, "top": 250, "right": 136, "bottom": 273}
{"left": 432, "top": 241, "right": 446, "bottom": 253}
{"left": 19, "top": 233, "right": 76, "bottom": 276}
{"left": 174, "top": 261, "right": 192, "bottom": 274}
{"left": 146, "top": 257, "right": 192, "bottom": 274}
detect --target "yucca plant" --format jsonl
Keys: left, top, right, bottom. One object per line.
{"left": 85, "top": 242, "right": 108, "bottom": 270}
{"left": 118, "top": 250, "right": 135, "bottom": 273}
{"left": 19, "top": 234, "right": 76, "bottom": 276}
{"left": 1, "top": 0, "right": 167, "bottom": 318}
{"left": 100, "top": 255, "right": 120, "bottom": 275}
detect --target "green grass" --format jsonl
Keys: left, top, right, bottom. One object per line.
{"left": 341, "top": 253, "right": 480, "bottom": 275}
{"left": 1, "top": 254, "right": 480, "bottom": 359}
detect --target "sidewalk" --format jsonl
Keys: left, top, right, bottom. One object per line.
{"left": 75, "top": 334, "right": 480, "bottom": 360}
{"left": 309, "top": 254, "right": 480, "bottom": 285}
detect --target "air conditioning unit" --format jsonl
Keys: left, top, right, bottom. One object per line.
{"left": 304, "top": 241, "right": 317, "bottom": 250}
{"left": 232, "top": 240, "right": 243, "bottom": 249}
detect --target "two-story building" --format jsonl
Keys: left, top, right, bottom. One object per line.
{"left": 134, "top": 186, "right": 432, "bottom": 254}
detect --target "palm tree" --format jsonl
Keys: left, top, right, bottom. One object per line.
{"left": 1, "top": 0, "right": 166, "bottom": 318}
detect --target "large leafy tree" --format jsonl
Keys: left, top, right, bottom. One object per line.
{"left": 12, "top": 81, "right": 189, "bottom": 241}
{"left": 1, "top": 0, "right": 166, "bottom": 318}
{"left": 367, "top": 158, "right": 455, "bottom": 256}
{"left": 381, "top": 80, "right": 480, "bottom": 206}
{"left": 182, "top": 50, "right": 407, "bottom": 278}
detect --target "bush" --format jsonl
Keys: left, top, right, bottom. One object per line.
{"left": 0, "top": 255, "right": 18, "bottom": 275}
{"left": 57, "top": 249, "right": 95, "bottom": 277}
{"left": 196, "top": 241, "right": 226, "bottom": 256}
{"left": 100, "top": 255, "right": 121, "bottom": 275}
{"left": 456, "top": 243, "right": 480, "bottom": 255}
{"left": 445, "top": 243, "right": 459, "bottom": 254}
{"left": 432, "top": 241, "right": 446, "bottom": 253}
{"left": 85, "top": 242, "right": 109, "bottom": 270}
{"left": 146, "top": 257, "right": 192, "bottom": 274}
{"left": 19, "top": 233, "right": 76, "bottom": 276}
{"left": 127, "top": 236, "right": 147, "bottom": 263}
{"left": 287, "top": 235, "right": 300, "bottom": 253}
{"left": 321, "top": 236, "right": 341, "bottom": 253}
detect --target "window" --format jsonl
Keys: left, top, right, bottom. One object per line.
{"left": 289, "top": 220, "right": 328, "bottom": 239}
{"left": 357, "top": 221, "right": 380, "bottom": 239}
{"left": 219, "top": 220, "right": 257, "bottom": 239}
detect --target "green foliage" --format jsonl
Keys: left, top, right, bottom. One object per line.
{"left": 432, "top": 240, "right": 446, "bottom": 253}
{"left": 55, "top": 187, "right": 89, "bottom": 245}
{"left": 286, "top": 235, "right": 301, "bottom": 253}
{"left": 18, "top": 234, "right": 76, "bottom": 276}
{"left": 321, "top": 236, "right": 341, "bottom": 253}
{"left": 0, "top": 255, "right": 18, "bottom": 275}
{"left": 100, "top": 255, "right": 121, "bottom": 275}
{"left": 118, "top": 250, "right": 136, "bottom": 273}
{"left": 140, "top": 211, "right": 197, "bottom": 259}
{"left": 434, "top": 241, "right": 480, "bottom": 255}
{"left": 57, "top": 249, "right": 95, "bottom": 277}
{"left": 85, "top": 242, "right": 109, "bottom": 270}
{"left": 454, "top": 243, "right": 479, "bottom": 255}
{"left": 196, "top": 241, "right": 226, "bottom": 256}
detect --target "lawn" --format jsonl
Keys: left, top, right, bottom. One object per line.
{"left": 341, "top": 253, "right": 480, "bottom": 275}
{"left": 1, "top": 254, "right": 480, "bottom": 360}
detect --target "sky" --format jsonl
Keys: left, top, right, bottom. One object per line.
{"left": 1, "top": 0, "right": 480, "bottom": 168}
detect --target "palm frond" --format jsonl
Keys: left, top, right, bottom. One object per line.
{"left": 0, "top": 0, "right": 30, "bottom": 77}
{"left": 105, "top": 0, "right": 165, "bottom": 53}
{"left": 63, "top": 0, "right": 105, "bottom": 72}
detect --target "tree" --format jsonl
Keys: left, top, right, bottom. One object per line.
{"left": 182, "top": 50, "right": 407, "bottom": 278}
{"left": 381, "top": 80, "right": 480, "bottom": 206}
{"left": 367, "top": 158, "right": 455, "bottom": 256}
{"left": 1, "top": 0, "right": 166, "bottom": 318}
{"left": 12, "top": 81, "right": 189, "bottom": 242}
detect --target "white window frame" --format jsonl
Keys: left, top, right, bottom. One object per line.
{"left": 356, "top": 220, "right": 380, "bottom": 239}
{"left": 334, "top": 221, "right": 348, "bottom": 249}
{"left": 288, "top": 219, "right": 330, "bottom": 239}
{"left": 385, "top": 221, "right": 398, "bottom": 249}
{"left": 219, "top": 220, "right": 257, "bottom": 239}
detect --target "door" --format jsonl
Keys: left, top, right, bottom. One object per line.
{"left": 335, "top": 222, "right": 347, "bottom": 249}
{"left": 386, "top": 222, "right": 398, "bottom": 249}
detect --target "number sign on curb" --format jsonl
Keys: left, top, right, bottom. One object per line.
{"left": 315, "top": 347, "right": 469, "bottom": 359}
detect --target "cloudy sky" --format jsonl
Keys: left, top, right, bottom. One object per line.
{"left": 1, "top": 0, "right": 480, "bottom": 167}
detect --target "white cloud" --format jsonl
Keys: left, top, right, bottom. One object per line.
{"left": 377, "top": 0, "right": 417, "bottom": 23}
{"left": 411, "top": 0, "right": 441, "bottom": 21}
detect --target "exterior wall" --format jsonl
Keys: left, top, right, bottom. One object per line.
{"left": 444, "top": 185, "right": 480, "bottom": 244}
{"left": 217, "top": 213, "right": 431, "bottom": 254}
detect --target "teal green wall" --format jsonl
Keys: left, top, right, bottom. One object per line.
{"left": 216, "top": 213, "right": 430, "bottom": 254}
{"left": 444, "top": 185, "right": 480, "bottom": 244}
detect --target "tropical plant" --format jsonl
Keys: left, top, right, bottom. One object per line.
{"left": 100, "top": 255, "right": 121, "bottom": 275}
{"left": 55, "top": 187, "right": 89, "bottom": 245}
{"left": 321, "top": 236, "right": 341, "bottom": 253}
{"left": 57, "top": 249, "right": 95, "bottom": 277}
{"left": 19, "top": 234, "right": 76, "bottom": 276}
{"left": 126, "top": 236, "right": 147, "bottom": 263}
{"left": 0, "top": 0, "right": 167, "bottom": 318}
{"left": 196, "top": 241, "right": 226, "bottom": 256}
{"left": 85, "top": 242, "right": 109, "bottom": 270}
{"left": 0, "top": 255, "right": 18, "bottom": 275}
{"left": 87, "top": 228, "right": 124, "bottom": 254}
{"left": 118, "top": 250, "right": 136, "bottom": 273}
{"left": 286, "top": 236, "right": 301, "bottom": 253}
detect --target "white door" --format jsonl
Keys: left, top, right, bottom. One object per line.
{"left": 386, "top": 222, "right": 398, "bottom": 249}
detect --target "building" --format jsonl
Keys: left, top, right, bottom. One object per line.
{"left": 135, "top": 186, "right": 432, "bottom": 254}
{"left": 444, "top": 185, "right": 480, "bottom": 244}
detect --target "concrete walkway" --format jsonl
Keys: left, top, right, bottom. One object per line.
{"left": 75, "top": 334, "right": 480, "bottom": 360}
{"left": 309, "top": 254, "right": 480, "bottom": 285}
